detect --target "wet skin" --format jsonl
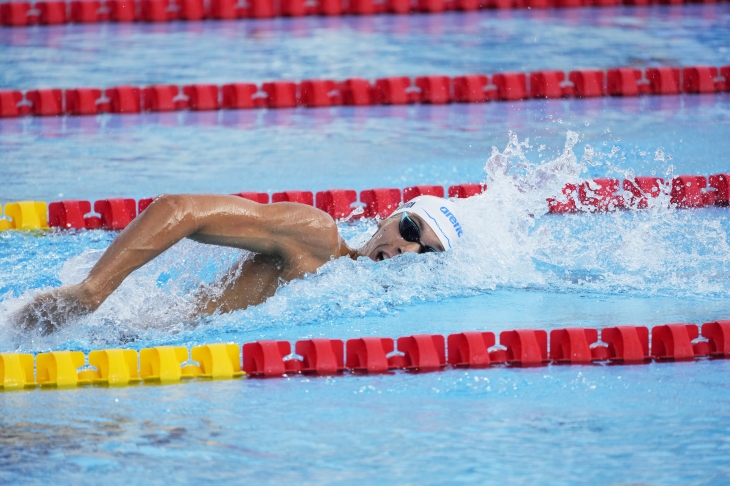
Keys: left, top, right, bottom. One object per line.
{"left": 14, "top": 194, "right": 444, "bottom": 334}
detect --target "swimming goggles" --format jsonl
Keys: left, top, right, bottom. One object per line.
{"left": 399, "top": 213, "right": 439, "bottom": 253}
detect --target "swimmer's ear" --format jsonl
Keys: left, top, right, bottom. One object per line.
{"left": 376, "top": 215, "right": 391, "bottom": 228}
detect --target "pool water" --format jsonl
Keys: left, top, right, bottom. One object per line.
{"left": 2, "top": 5, "right": 730, "bottom": 484}
{"left": 2, "top": 6, "right": 730, "bottom": 89}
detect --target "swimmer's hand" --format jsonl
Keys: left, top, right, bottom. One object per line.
{"left": 12, "top": 284, "right": 95, "bottom": 335}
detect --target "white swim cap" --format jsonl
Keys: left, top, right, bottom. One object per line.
{"left": 391, "top": 195, "right": 463, "bottom": 250}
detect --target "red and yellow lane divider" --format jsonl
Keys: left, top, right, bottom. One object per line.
{"left": 1, "top": 65, "right": 728, "bottom": 118}
{"left": 1, "top": 321, "right": 728, "bottom": 392}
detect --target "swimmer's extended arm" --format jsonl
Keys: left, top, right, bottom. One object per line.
{"left": 83, "top": 194, "right": 339, "bottom": 308}
{"left": 13, "top": 194, "right": 340, "bottom": 333}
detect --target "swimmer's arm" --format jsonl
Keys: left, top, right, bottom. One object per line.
{"left": 77, "top": 194, "right": 336, "bottom": 310}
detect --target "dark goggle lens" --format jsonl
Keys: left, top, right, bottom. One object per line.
{"left": 399, "top": 213, "right": 421, "bottom": 243}
{"left": 400, "top": 213, "right": 439, "bottom": 253}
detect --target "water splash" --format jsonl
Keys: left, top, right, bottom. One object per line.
{"left": 1, "top": 130, "right": 729, "bottom": 351}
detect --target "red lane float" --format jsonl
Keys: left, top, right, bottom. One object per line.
{"left": 242, "top": 340, "right": 291, "bottom": 377}
{"left": 179, "top": 0, "right": 205, "bottom": 20}
{"left": 416, "top": 76, "right": 451, "bottom": 104}
{"left": 448, "top": 183, "right": 485, "bottom": 198}
{"left": 701, "top": 321, "right": 730, "bottom": 358}
{"left": 37, "top": 1, "right": 68, "bottom": 24}
{"left": 601, "top": 326, "right": 650, "bottom": 363}
{"left": 339, "top": 78, "right": 372, "bottom": 106}
{"left": 94, "top": 198, "right": 137, "bottom": 230}
{"left": 530, "top": 70, "right": 565, "bottom": 99}
{"left": 651, "top": 324, "right": 699, "bottom": 361}
{"left": 222, "top": 83, "right": 258, "bottom": 110}
{"left": 65, "top": 88, "right": 102, "bottom": 115}
{"left": 0, "top": 90, "right": 23, "bottom": 118}
{"left": 647, "top": 67, "right": 681, "bottom": 95}
{"left": 0, "top": 2, "right": 32, "bottom": 26}
{"left": 578, "top": 178, "right": 623, "bottom": 211}
{"left": 403, "top": 185, "right": 445, "bottom": 202}
{"left": 360, "top": 188, "right": 402, "bottom": 219}
{"left": 492, "top": 72, "right": 527, "bottom": 101}
{"left": 569, "top": 69, "right": 605, "bottom": 98}
{"left": 346, "top": 337, "right": 394, "bottom": 373}
{"left": 682, "top": 66, "right": 719, "bottom": 94}
{"left": 372, "top": 77, "right": 415, "bottom": 105}
{"left": 607, "top": 68, "right": 647, "bottom": 97}
{"left": 453, "top": 74, "right": 489, "bottom": 103}
{"left": 142, "top": 85, "right": 180, "bottom": 112}
{"left": 623, "top": 176, "right": 663, "bottom": 209}
{"left": 549, "top": 328, "right": 598, "bottom": 364}
{"left": 262, "top": 81, "right": 297, "bottom": 109}
{"left": 447, "top": 331, "right": 495, "bottom": 367}
{"left": 209, "top": 0, "right": 237, "bottom": 18}
{"left": 390, "top": 334, "right": 446, "bottom": 371}
{"left": 184, "top": 84, "right": 219, "bottom": 111}
{"left": 272, "top": 190, "right": 314, "bottom": 205}
{"left": 48, "top": 200, "right": 102, "bottom": 230}
{"left": 69, "top": 0, "right": 103, "bottom": 22}
{"left": 138, "top": 197, "right": 155, "bottom": 213}
{"left": 299, "top": 79, "right": 339, "bottom": 107}
{"left": 316, "top": 189, "right": 357, "bottom": 219}
{"left": 547, "top": 183, "right": 578, "bottom": 214}
{"left": 106, "top": 86, "right": 141, "bottom": 114}
{"left": 27, "top": 89, "right": 63, "bottom": 117}
{"left": 498, "top": 329, "right": 548, "bottom": 366}
{"left": 709, "top": 174, "right": 730, "bottom": 206}
{"left": 294, "top": 339, "right": 345, "bottom": 375}
{"left": 670, "top": 175, "right": 707, "bottom": 208}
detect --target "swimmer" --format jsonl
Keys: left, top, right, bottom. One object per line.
{"left": 13, "top": 194, "right": 463, "bottom": 334}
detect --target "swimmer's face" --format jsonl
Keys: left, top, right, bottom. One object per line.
{"left": 361, "top": 212, "right": 445, "bottom": 262}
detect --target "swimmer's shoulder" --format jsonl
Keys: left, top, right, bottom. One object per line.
{"left": 266, "top": 201, "right": 350, "bottom": 261}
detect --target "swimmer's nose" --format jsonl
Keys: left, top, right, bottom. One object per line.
{"left": 399, "top": 242, "right": 421, "bottom": 254}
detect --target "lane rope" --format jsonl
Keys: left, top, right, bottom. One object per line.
{"left": 1, "top": 321, "right": 728, "bottom": 391}
{"left": 1, "top": 65, "right": 728, "bottom": 118}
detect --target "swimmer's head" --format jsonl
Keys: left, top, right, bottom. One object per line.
{"left": 361, "top": 196, "right": 464, "bottom": 262}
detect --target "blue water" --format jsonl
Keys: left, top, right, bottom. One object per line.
{"left": 2, "top": 95, "right": 729, "bottom": 204}
{"left": 2, "top": 4, "right": 730, "bottom": 484}
{"left": 2, "top": 6, "right": 730, "bottom": 89}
